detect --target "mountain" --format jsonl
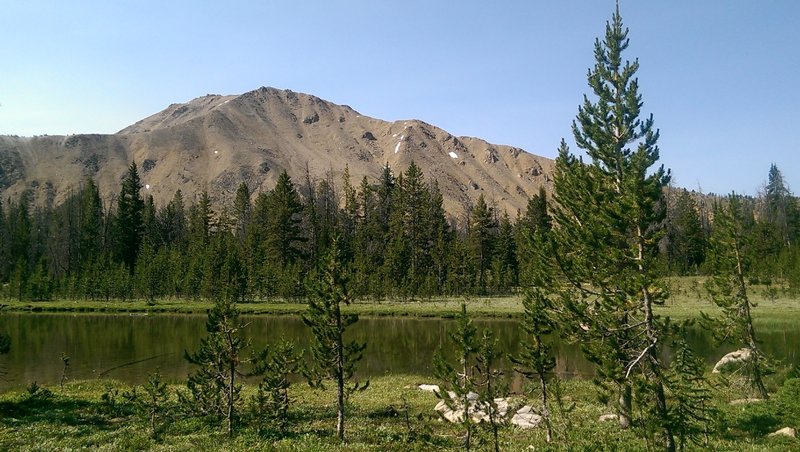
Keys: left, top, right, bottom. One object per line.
{"left": 0, "top": 87, "right": 553, "bottom": 220}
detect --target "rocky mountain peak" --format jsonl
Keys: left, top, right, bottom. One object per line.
{"left": 0, "top": 87, "right": 554, "bottom": 220}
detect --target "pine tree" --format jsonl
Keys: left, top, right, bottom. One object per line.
{"left": 468, "top": 195, "right": 497, "bottom": 295}
{"left": 704, "top": 194, "right": 770, "bottom": 399}
{"left": 475, "top": 329, "right": 507, "bottom": 452}
{"left": 512, "top": 204, "right": 559, "bottom": 442}
{"left": 266, "top": 171, "right": 306, "bottom": 296}
{"left": 763, "top": 163, "right": 795, "bottom": 246}
{"left": 182, "top": 293, "right": 254, "bottom": 436}
{"left": 385, "top": 173, "right": 411, "bottom": 296}
{"left": 427, "top": 180, "right": 452, "bottom": 295}
{"left": 233, "top": 182, "right": 251, "bottom": 237}
{"left": 383, "top": 162, "right": 435, "bottom": 297}
{"left": 124, "top": 370, "right": 171, "bottom": 441}
{"left": 183, "top": 192, "right": 213, "bottom": 299}
{"left": 302, "top": 236, "right": 368, "bottom": 441}
{"left": 517, "top": 186, "right": 551, "bottom": 285}
{"left": 492, "top": 212, "right": 518, "bottom": 293}
{"left": 157, "top": 190, "right": 188, "bottom": 251}
{"left": 340, "top": 165, "right": 359, "bottom": 258}
{"left": 251, "top": 339, "right": 299, "bottom": 435}
{"left": 401, "top": 162, "right": 432, "bottom": 293}
{"left": 666, "top": 334, "right": 715, "bottom": 451}
{"left": 549, "top": 7, "right": 675, "bottom": 449}
{"left": 433, "top": 303, "right": 479, "bottom": 450}
{"left": 0, "top": 198, "right": 8, "bottom": 282}
{"left": 78, "top": 178, "right": 104, "bottom": 266}
{"left": 113, "top": 162, "right": 145, "bottom": 272}
{"left": 7, "top": 194, "right": 32, "bottom": 284}
{"left": 352, "top": 176, "right": 384, "bottom": 296}
{"left": 666, "top": 190, "right": 706, "bottom": 275}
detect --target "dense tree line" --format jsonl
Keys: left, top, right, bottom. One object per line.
{"left": 0, "top": 160, "right": 519, "bottom": 301}
{"left": 0, "top": 159, "right": 799, "bottom": 302}
{"left": 663, "top": 164, "right": 800, "bottom": 286}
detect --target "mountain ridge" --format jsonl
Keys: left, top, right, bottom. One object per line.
{"left": 0, "top": 86, "right": 554, "bottom": 220}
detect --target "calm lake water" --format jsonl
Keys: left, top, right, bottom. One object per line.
{"left": 0, "top": 313, "right": 797, "bottom": 390}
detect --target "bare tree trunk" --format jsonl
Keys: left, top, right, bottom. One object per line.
{"left": 618, "top": 383, "right": 632, "bottom": 429}
{"left": 540, "top": 372, "right": 552, "bottom": 443}
{"left": 639, "top": 228, "right": 675, "bottom": 452}
{"left": 733, "top": 240, "right": 769, "bottom": 400}
{"left": 227, "top": 344, "right": 235, "bottom": 437}
{"left": 336, "top": 305, "right": 346, "bottom": 441}
{"left": 463, "top": 356, "right": 471, "bottom": 451}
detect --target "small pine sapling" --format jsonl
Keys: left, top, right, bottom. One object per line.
{"left": 433, "top": 303, "right": 478, "bottom": 451}
{"left": 251, "top": 339, "right": 299, "bottom": 435}
{"left": 475, "top": 329, "right": 508, "bottom": 452}
{"left": 302, "top": 237, "right": 368, "bottom": 442}
{"left": 666, "top": 333, "right": 717, "bottom": 451}
{"left": 512, "top": 286, "right": 558, "bottom": 443}
{"left": 181, "top": 294, "right": 254, "bottom": 436}
{"left": 125, "top": 370, "right": 171, "bottom": 441}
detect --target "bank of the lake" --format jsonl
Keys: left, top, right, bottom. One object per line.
{"left": 1, "top": 375, "right": 798, "bottom": 451}
{"left": 3, "top": 288, "right": 800, "bottom": 323}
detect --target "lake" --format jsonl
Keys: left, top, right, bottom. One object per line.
{"left": 0, "top": 313, "right": 797, "bottom": 390}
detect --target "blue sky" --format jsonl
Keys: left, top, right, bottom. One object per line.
{"left": 2, "top": 1, "right": 798, "bottom": 196}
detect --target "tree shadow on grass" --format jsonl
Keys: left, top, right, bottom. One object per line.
{"left": 0, "top": 391, "right": 113, "bottom": 432}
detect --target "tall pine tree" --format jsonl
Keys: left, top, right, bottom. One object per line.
{"left": 549, "top": 7, "right": 675, "bottom": 449}
{"left": 113, "top": 162, "right": 145, "bottom": 273}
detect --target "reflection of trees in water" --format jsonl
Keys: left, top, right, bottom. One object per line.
{"left": 0, "top": 314, "right": 796, "bottom": 390}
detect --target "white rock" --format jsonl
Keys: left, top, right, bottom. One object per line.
{"left": 418, "top": 384, "right": 440, "bottom": 392}
{"left": 712, "top": 348, "right": 752, "bottom": 373}
{"left": 434, "top": 394, "right": 542, "bottom": 429}
{"left": 768, "top": 427, "right": 796, "bottom": 438}
{"left": 599, "top": 414, "right": 619, "bottom": 422}
{"left": 511, "top": 405, "right": 542, "bottom": 429}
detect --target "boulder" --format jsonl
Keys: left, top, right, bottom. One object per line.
{"left": 712, "top": 348, "right": 752, "bottom": 373}
{"left": 599, "top": 414, "right": 619, "bottom": 422}
{"left": 511, "top": 405, "right": 543, "bottom": 429}
{"left": 768, "top": 427, "right": 796, "bottom": 438}
{"left": 303, "top": 112, "right": 319, "bottom": 124}
{"left": 418, "top": 384, "right": 440, "bottom": 393}
{"left": 433, "top": 392, "right": 540, "bottom": 428}
{"left": 434, "top": 391, "right": 490, "bottom": 423}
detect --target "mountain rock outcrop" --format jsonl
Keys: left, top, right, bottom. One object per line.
{"left": 0, "top": 87, "right": 554, "bottom": 220}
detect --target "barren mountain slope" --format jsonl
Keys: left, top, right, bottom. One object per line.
{"left": 1, "top": 87, "right": 553, "bottom": 220}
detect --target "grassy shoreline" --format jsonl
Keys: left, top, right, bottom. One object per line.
{"left": 2, "top": 287, "right": 800, "bottom": 324}
{"left": 1, "top": 375, "right": 797, "bottom": 451}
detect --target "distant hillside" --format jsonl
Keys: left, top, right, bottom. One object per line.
{"left": 0, "top": 87, "right": 554, "bottom": 219}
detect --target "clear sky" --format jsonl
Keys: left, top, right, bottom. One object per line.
{"left": 2, "top": 1, "right": 798, "bottom": 196}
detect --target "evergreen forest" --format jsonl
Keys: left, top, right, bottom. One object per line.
{"left": 0, "top": 159, "right": 798, "bottom": 303}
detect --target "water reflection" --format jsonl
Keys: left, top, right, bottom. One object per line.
{"left": 0, "top": 313, "right": 796, "bottom": 390}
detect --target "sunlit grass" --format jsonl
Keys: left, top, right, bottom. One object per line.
{"left": 1, "top": 375, "right": 797, "bottom": 450}
{"left": 2, "top": 277, "right": 799, "bottom": 323}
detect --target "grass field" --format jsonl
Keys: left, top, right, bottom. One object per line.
{"left": 3, "top": 277, "right": 799, "bottom": 324}
{"left": 0, "top": 375, "right": 798, "bottom": 451}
